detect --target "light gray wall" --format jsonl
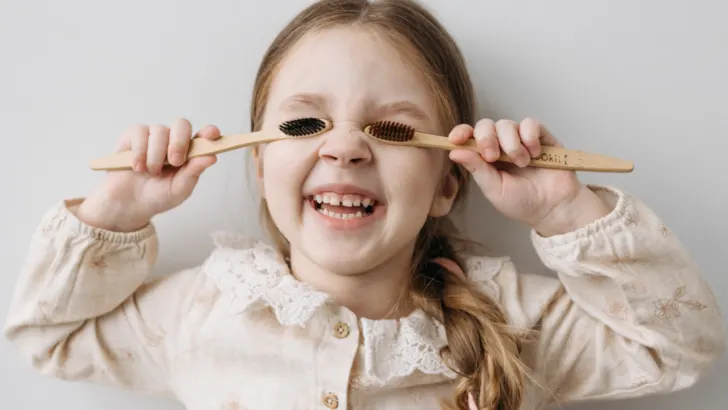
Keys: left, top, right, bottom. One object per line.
{"left": 1, "top": 1, "right": 725, "bottom": 409}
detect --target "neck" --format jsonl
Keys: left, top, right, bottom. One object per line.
{"left": 288, "top": 247, "right": 416, "bottom": 320}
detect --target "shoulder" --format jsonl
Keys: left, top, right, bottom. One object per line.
{"left": 139, "top": 232, "right": 285, "bottom": 317}
{"left": 460, "top": 253, "right": 564, "bottom": 329}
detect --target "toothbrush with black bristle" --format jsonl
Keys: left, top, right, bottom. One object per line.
{"left": 363, "top": 120, "right": 634, "bottom": 173}
{"left": 89, "top": 117, "right": 332, "bottom": 171}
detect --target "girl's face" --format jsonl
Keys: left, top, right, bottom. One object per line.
{"left": 256, "top": 25, "right": 458, "bottom": 276}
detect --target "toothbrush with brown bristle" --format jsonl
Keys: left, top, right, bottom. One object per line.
{"left": 364, "top": 121, "right": 634, "bottom": 173}
{"left": 88, "top": 117, "right": 332, "bottom": 171}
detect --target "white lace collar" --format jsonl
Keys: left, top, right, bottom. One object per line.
{"left": 202, "top": 231, "right": 505, "bottom": 385}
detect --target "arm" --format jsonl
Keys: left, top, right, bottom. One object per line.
{"left": 3, "top": 198, "right": 205, "bottom": 396}
{"left": 497, "top": 186, "right": 725, "bottom": 405}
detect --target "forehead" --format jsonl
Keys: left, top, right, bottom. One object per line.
{"left": 266, "top": 25, "right": 438, "bottom": 119}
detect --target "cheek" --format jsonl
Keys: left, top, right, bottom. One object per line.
{"left": 262, "top": 141, "right": 311, "bottom": 188}
{"left": 386, "top": 149, "right": 446, "bottom": 198}
{"left": 261, "top": 143, "right": 309, "bottom": 229}
{"left": 382, "top": 149, "right": 446, "bottom": 228}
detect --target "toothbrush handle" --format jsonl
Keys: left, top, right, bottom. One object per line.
{"left": 88, "top": 131, "right": 274, "bottom": 171}
{"left": 415, "top": 133, "right": 634, "bottom": 173}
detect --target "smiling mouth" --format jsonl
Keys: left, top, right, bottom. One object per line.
{"left": 306, "top": 192, "right": 380, "bottom": 220}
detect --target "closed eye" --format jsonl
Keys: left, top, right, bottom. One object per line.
{"left": 279, "top": 93, "right": 327, "bottom": 112}
{"left": 378, "top": 101, "right": 430, "bottom": 123}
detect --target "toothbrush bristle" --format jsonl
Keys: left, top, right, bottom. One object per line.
{"left": 366, "top": 121, "right": 415, "bottom": 142}
{"left": 278, "top": 117, "right": 328, "bottom": 137}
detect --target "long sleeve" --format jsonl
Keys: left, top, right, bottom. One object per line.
{"left": 495, "top": 185, "right": 726, "bottom": 407}
{"left": 3, "top": 198, "right": 205, "bottom": 397}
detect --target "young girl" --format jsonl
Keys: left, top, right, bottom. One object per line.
{"left": 3, "top": 1, "right": 725, "bottom": 409}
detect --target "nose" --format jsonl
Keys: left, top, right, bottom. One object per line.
{"left": 318, "top": 124, "right": 372, "bottom": 167}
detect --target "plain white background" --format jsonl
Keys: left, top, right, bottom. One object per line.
{"left": 1, "top": 0, "right": 726, "bottom": 409}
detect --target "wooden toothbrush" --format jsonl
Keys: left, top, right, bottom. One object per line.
{"left": 88, "top": 117, "right": 332, "bottom": 171}
{"left": 364, "top": 121, "right": 634, "bottom": 173}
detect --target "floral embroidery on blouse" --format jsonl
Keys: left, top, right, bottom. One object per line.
{"left": 653, "top": 285, "right": 708, "bottom": 320}
{"left": 622, "top": 281, "right": 648, "bottom": 297}
{"left": 349, "top": 374, "right": 374, "bottom": 391}
{"left": 220, "top": 397, "right": 246, "bottom": 410}
{"left": 90, "top": 258, "right": 107, "bottom": 269}
{"left": 603, "top": 300, "right": 629, "bottom": 321}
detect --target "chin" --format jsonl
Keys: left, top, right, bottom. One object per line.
{"left": 299, "top": 238, "right": 387, "bottom": 276}
{"left": 271, "top": 196, "right": 425, "bottom": 277}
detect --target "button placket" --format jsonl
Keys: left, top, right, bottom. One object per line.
{"left": 318, "top": 309, "right": 357, "bottom": 410}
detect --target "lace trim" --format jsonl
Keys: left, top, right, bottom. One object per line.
{"left": 202, "top": 233, "right": 331, "bottom": 326}
{"left": 202, "top": 232, "right": 505, "bottom": 384}
{"left": 361, "top": 309, "right": 457, "bottom": 383}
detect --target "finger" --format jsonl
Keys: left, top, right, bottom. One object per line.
{"left": 115, "top": 138, "right": 131, "bottom": 152}
{"left": 168, "top": 117, "right": 192, "bottom": 167}
{"left": 540, "top": 124, "right": 563, "bottom": 147}
{"left": 194, "top": 124, "right": 221, "bottom": 140}
{"left": 446, "top": 123, "right": 473, "bottom": 146}
{"left": 147, "top": 124, "right": 170, "bottom": 176}
{"left": 473, "top": 118, "right": 499, "bottom": 162}
{"left": 170, "top": 156, "right": 217, "bottom": 198}
{"left": 519, "top": 117, "right": 541, "bottom": 157}
{"left": 115, "top": 126, "right": 137, "bottom": 152}
{"left": 130, "top": 125, "right": 150, "bottom": 173}
{"left": 495, "top": 119, "right": 530, "bottom": 167}
{"left": 449, "top": 150, "right": 502, "bottom": 200}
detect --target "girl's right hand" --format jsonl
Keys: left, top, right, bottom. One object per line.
{"left": 76, "top": 118, "right": 219, "bottom": 232}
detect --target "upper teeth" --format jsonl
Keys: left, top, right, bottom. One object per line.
{"left": 314, "top": 192, "right": 374, "bottom": 207}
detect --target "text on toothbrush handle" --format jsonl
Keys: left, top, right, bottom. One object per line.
{"left": 537, "top": 152, "right": 567, "bottom": 165}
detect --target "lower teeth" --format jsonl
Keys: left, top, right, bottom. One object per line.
{"left": 309, "top": 197, "right": 375, "bottom": 220}
{"left": 317, "top": 208, "right": 366, "bottom": 219}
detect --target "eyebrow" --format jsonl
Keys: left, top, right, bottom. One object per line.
{"left": 278, "top": 93, "right": 430, "bottom": 121}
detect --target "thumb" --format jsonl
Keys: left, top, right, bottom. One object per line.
{"left": 170, "top": 156, "right": 217, "bottom": 197}
{"left": 449, "top": 149, "right": 502, "bottom": 199}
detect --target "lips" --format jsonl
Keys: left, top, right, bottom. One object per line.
{"left": 303, "top": 184, "right": 385, "bottom": 227}
{"left": 309, "top": 192, "right": 376, "bottom": 219}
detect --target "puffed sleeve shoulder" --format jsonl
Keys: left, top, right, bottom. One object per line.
{"left": 463, "top": 185, "right": 725, "bottom": 406}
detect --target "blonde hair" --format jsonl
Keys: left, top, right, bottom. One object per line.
{"left": 249, "top": 1, "right": 529, "bottom": 409}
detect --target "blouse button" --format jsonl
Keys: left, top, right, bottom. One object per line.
{"left": 333, "top": 322, "right": 350, "bottom": 339}
{"left": 323, "top": 393, "right": 339, "bottom": 409}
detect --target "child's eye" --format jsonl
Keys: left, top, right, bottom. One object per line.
{"left": 278, "top": 105, "right": 327, "bottom": 123}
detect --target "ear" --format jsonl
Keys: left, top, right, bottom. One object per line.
{"left": 252, "top": 145, "right": 265, "bottom": 198}
{"left": 429, "top": 172, "right": 459, "bottom": 217}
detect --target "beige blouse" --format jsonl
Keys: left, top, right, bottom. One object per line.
{"left": 3, "top": 185, "right": 726, "bottom": 410}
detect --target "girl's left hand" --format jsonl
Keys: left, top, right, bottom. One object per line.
{"left": 448, "top": 118, "right": 611, "bottom": 237}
